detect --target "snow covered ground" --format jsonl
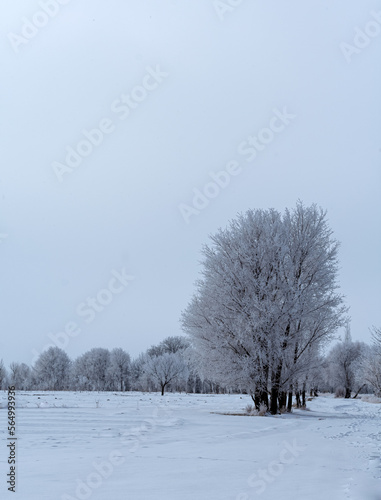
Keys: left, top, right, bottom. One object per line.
{"left": 0, "top": 391, "right": 380, "bottom": 499}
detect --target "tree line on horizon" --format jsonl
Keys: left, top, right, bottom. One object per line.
{"left": 0, "top": 330, "right": 380, "bottom": 405}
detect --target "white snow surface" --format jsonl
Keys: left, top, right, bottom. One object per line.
{"left": 1, "top": 392, "right": 380, "bottom": 499}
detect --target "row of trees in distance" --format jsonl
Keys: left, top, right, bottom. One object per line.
{"left": 0, "top": 328, "right": 380, "bottom": 402}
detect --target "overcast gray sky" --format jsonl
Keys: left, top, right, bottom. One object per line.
{"left": 1, "top": 0, "right": 380, "bottom": 368}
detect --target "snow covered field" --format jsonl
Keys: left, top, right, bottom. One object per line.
{"left": 1, "top": 392, "right": 380, "bottom": 499}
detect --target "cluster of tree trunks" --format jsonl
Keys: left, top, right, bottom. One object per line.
{"left": 252, "top": 386, "right": 308, "bottom": 414}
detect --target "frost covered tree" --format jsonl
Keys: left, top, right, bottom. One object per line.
{"left": 72, "top": 348, "right": 111, "bottom": 391}
{"left": 327, "top": 325, "right": 366, "bottom": 398}
{"left": 184, "top": 347, "right": 208, "bottom": 394}
{"left": 362, "top": 326, "right": 381, "bottom": 396}
{"left": 130, "top": 353, "right": 147, "bottom": 391}
{"left": 143, "top": 336, "right": 190, "bottom": 393}
{"left": 0, "top": 359, "right": 8, "bottom": 389}
{"left": 158, "top": 336, "right": 190, "bottom": 392}
{"left": 159, "top": 336, "right": 190, "bottom": 354}
{"left": 143, "top": 352, "right": 188, "bottom": 395}
{"left": 33, "top": 347, "right": 71, "bottom": 390}
{"left": 282, "top": 343, "right": 323, "bottom": 410}
{"left": 147, "top": 336, "right": 189, "bottom": 357}
{"left": 371, "top": 326, "right": 381, "bottom": 354}
{"left": 9, "top": 362, "right": 32, "bottom": 390}
{"left": 181, "top": 202, "right": 346, "bottom": 414}
{"left": 107, "top": 348, "right": 131, "bottom": 391}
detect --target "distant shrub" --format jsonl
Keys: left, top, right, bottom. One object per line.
{"left": 245, "top": 404, "right": 255, "bottom": 415}
{"left": 245, "top": 403, "right": 267, "bottom": 416}
{"left": 258, "top": 403, "right": 267, "bottom": 416}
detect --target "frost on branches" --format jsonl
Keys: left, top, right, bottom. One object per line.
{"left": 363, "top": 326, "right": 381, "bottom": 397}
{"left": 143, "top": 352, "right": 188, "bottom": 396}
{"left": 181, "top": 202, "right": 347, "bottom": 414}
{"left": 326, "top": 323, "right": 367, "bottom": 399}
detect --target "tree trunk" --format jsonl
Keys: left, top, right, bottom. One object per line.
{"left": 161, "top": 384, "right": 165, "bottom": 396}
{"left": 195, "top": 376, "right": 202, "bottom": 394}
{"left": 270, "top": 364, "right": 282, "bottom": 415}
{"left": 253, "top": 390, "right": 269, "bottom": 411}
{"left": 295, "top": 391, "right": 301, "bottom": 408}
{"left": 270, "top": 386, "right": 279, "bottom": 415}
{"left": 260, "top": 390, "right": 269, "bottom": 410}
{"left": 253, "top": 391, "right": 260, "bottom": 411}
{"left": 287, "top": 390, "right": 292, "bottom": 413}
{"left": 345, "top": 387, "right": 351, "bottom": 399}
{"left": 352, "top": 384, "right": 365, "bottom": 399}
{"left": 279, "top": 391, "right": 287, "bottom": 411}
{"left": 287, "top": 390, "right": 293, "bottom": 412}
{"left": 301, "top": 380, "right": 306, "bottom": 407}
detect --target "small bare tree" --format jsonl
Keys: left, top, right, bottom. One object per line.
{"left": 144, "top": 352, "right": 188, "bottom": 396}
{"left": 327, "top": 324, "right": 365, "bottom": 398}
